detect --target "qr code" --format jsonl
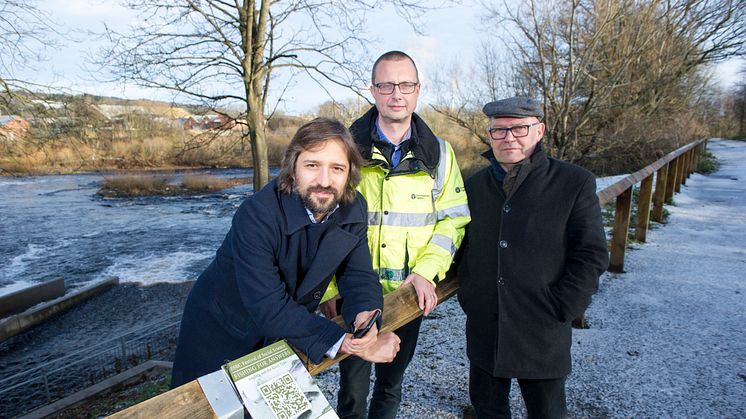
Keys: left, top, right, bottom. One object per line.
{"left": 258, "top": 372, "right": 311, "bottom": 419}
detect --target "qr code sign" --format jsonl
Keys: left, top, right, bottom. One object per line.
{"left": 258, "top": 372, "right": 311, "bottom": 419}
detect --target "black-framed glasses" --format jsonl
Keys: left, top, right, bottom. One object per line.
{"left": 373, "top": 82, "right": 419, "bottom": 95}
{"left": 488, "top": 122, "right": 541, "bottom": 140}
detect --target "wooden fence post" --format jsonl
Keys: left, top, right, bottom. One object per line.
{"left": 666, "top": 157, "right": 679, "bottom": 200}
{"left": 680, "top": 154, "right": 687, "bottom": 188}
{"left": 686, "top": 147, "right": 697, "bottom": 178}
{"left": 674, "top": 156, "right": 683, "bottom": 193}
{"left": 608, "top": 186, "right": 633, "bottom": 273}
{"left": 635, "top": 175, "right": 654, "bottom": 242}
{"left": 652, "top": 164, "right": 668, "bottom": 223}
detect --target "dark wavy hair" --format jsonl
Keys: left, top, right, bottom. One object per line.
{"left": 277, "top": 117, "right": 364, "bottom": 205}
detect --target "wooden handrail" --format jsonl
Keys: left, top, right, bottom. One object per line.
{"left": 111, "top": 138, "right": 707, "bottom": 417}
{"left": 110, "top": 273, "right": 459, "bottom": 418}
{"left": 598, "top": 138, "right": 706, "bottom": 273}
{"left": 596, "top": 139, "right": 705, "bottom": 205}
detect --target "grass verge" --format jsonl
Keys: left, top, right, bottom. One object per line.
{"left": 50, "top": 373, "right": 171, "bottom": 418}
{"left": 696, "top": 151, "right": 719, "bottom": 174}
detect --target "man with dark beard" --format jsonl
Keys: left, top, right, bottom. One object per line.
{"left": 171, "top": 118, "right": 400, "bottom": 388}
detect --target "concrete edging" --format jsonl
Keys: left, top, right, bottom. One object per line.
{"left": 0, "top": 278, "right": 65, "bottom": 318}
{"left": 0, "top": 277, "right": 119, "bottom": 342}
{"left": 19, "top": 360, "right": 173, "bottom": 419}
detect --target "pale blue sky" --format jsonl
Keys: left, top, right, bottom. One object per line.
{"left": 27, "top": 0, "right": 744, "bottom": 115}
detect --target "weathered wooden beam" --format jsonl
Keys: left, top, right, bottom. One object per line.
{"left": 306, "top": 271, "right": 458, "bottom": 375}
{"left": 635, "top": 175, "right": 654, "bottom": 243}
{"left": 108, "top": 380, "right": 214, "bottom": 419}
{"left": 608, "top": 186, "right": 633, "bottom": 273}
{"left": 110, "top": 274, "right": 459, "bottom": 418}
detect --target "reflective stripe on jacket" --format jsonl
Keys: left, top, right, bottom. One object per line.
{"left": 362, "top": 138, "right": 470, "bottom": 293}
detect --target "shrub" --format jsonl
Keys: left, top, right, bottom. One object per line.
{"left": 98, "top": 175, "right": 173, "bottom": 197}
{"left": 696, "top": 151, "right": 719, "bottom": 174}
{"left": 180, "top": 175, "right": 245, "bottom": 192}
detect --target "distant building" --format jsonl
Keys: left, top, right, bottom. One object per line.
{"left": 0, "top": 115, "right": 30, "bottom": 141}
{"left": 179, "top": 116, "right": 198, "bottom": 130}
{"left": 199, "top": 114, "right": 232, "bottom": 130}
{"left": 179, "top": 114, "right": 233, "bottom": 131}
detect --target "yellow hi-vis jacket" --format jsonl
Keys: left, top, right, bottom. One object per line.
{"left": 322, "top": 109, "right": 470, "bottom": 300}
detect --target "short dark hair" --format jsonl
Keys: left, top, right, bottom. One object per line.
{"left": 371, "top": 50, "right": 419, "bottom": 84}
{"left": 277, "top": 117, "right": 364, "bottom": 205}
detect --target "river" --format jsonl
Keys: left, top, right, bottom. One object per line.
{"left": 0, "top": 169, "right": 278, "bottom": 417}
{"left": 0, "top": 169, "right": 274, "bottom": 296}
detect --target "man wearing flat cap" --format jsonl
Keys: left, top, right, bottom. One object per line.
{"left": 457, "top": 97, "right": 608, "bottom": 418}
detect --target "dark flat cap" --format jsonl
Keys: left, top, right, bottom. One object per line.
{"left": 483, "top": 97, "right": 543, "bottom": 119}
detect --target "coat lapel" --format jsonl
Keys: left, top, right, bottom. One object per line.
{"left": 295, "top": 226, "right": 358, "bottom": 299}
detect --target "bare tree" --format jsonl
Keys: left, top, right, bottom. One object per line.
{"left": 430, "top": 41, "right": 515, "bottom": 145}
{"left": 489, "top": 0, "right": 745, "bottom": 165}
{"left": 98, "top": 0, "right": 433, "bottom": 191}
{"left": 735, "top": 64, "right": 746, "bottom": 136}
{"left": 0, "top": 0, "right": 59, "bottom": 108}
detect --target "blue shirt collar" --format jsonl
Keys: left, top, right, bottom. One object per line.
{"left": 375, "top": 118, "right": 411, "bottom": 149}
{"left": 305, "top": 204, "right": 339, "bottom": 224}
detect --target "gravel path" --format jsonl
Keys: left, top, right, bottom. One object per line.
{"left": 317, "top": 139, "right": 746, "bottom": 418}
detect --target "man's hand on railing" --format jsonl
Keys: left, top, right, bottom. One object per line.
{"left": 355, "top": 332, "right": 401, "bottom": 363}
{"left": 403, "top": 272, "right": 438, "bottom": 316}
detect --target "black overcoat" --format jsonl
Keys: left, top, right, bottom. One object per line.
{"left": 171, "top": 180, "right": 382, "bottom": 387}
{"left": 457, "top": 147, "right": 608, "bottom": 379}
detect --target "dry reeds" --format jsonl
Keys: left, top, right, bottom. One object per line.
{"left": 98, "top": 175, "right": 173, "bottom": 197}
{"left": 97, "top": 173, "right": 246, "bottom": 197}
{"left": 180, "top": 175, "right": 244, "bottom": 192}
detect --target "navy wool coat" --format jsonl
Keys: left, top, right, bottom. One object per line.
{"left": 457, "top": 145, "right": 609, "bottom": 379}
{"left": 171, "top": 179, "right": 382, "bottom": 387}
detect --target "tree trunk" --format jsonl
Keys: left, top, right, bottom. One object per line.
{"left": 246, "top": 99, "right": 268, "bottom": 192}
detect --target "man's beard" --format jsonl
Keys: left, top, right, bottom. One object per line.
{"left": 297, "top": 184, "right": 340, "bottom": 218}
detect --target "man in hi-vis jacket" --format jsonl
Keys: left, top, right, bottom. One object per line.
{"left": 321, "top": 51, "right": 470, "bottom": 419}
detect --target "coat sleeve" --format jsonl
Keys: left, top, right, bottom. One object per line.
{"left": 335, "top": 198, "right": 384, "bottom": 328}
{"left": 549, "top": 174, "right": 609, "bottom": 322}
{"left": 231, "top": 201, "right": 345, "bottom": 363}
{"left": 412, "top": 141, "right": 471, "bottom": 284}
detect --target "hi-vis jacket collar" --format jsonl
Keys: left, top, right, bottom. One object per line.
{"left": 350, "top": 107, "right": 440, "bottom": 178}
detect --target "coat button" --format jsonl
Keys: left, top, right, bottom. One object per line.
{"left": 499, "top": 240, "right": 508, "bottom": 248}
{"left": 313, "top": 291, "right": 322, "bottom": 300}
{"left": 498, "top": 276, "right": 506, "bottom": 285}
{"left": 381, "top": 243, "right": 387, "bottom": 248}
{"left": 503, "top": 205, "right": 511, "bottom": 213}
{"left": 383, "top": 210, "right": 389, "bottom": 215}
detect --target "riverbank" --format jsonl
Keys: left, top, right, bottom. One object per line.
{"left": 0, "top": 163, "right": 249, "bottom": 177}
